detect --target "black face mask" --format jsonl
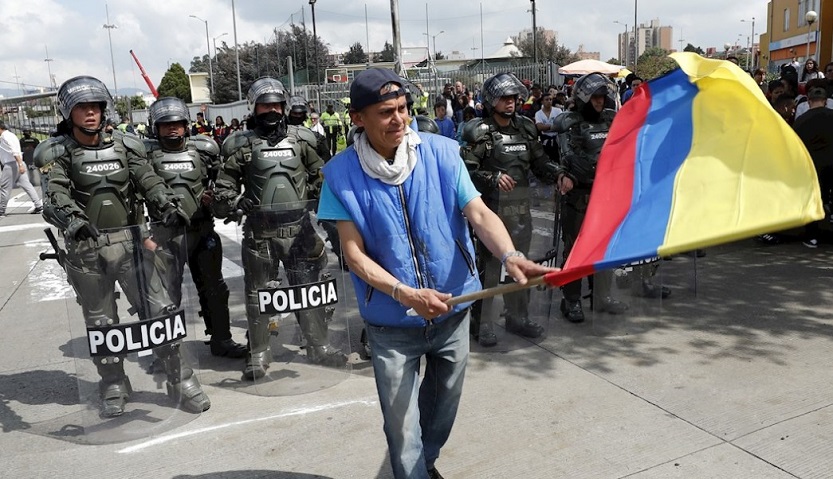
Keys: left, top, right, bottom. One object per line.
{"left": 255, "top": 110, "right": 284, "bottom": 132}
{"left": 160, "top": 134, "right": 186, "bottom": 151}
{"left": 580, "top": 102, "right": 602, "bottom": 122}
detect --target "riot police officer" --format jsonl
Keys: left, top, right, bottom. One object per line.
{"left": 145, "top": 97, "right": 247, "bottom": 359}
{"left": 555, "top": 72, "right": 628, "bottom": 323}
{"left": 34, "top": 76, "right": 210, "bottom": 417}
{"left": 214, "top": 77, "right": 346, "bottom": 380}
{"left": 461, "top": 72, "right": 573, "bottom": 346}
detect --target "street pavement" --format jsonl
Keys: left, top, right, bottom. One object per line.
{"left": 2, "top": 186, "right": 833, "bottom": 479}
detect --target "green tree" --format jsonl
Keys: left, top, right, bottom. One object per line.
{"left": 158, "top": 63, "right": 192, "bottom": 103}
{"left": 343, "top": 42, "right": 368, "bottom": 65}
{"left": 192, "top": 24, "right": 332, "bottom": 103}
{"left": 434, "top": 51, "right": 446, "bottom": 61}
{"left": 516, "top": 28, "right": 580, "bottom": 65}
{"left": 607, "top": 57, "right": 621, "bottom": 65}
{"left": 115, "top": 95, "right": 147, "bottom": 120}
{"left": 683, "top": 43, "right": 705, "bottom": 55}
{"left": 379, "top": 41, "right": 395, "bottom": 62}
{"left": 635, "top": 47, "right": 677, "bottom": 79}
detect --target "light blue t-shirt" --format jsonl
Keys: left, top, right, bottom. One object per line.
{"left": 318, "top": 162, "right": 481, "bottom": 222}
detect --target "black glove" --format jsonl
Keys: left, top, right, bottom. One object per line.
{"left": 66, "top": 217, "right": 99, "bottom": 242}
{"left": 161, "top": 204, "right": 190, "bottom": 228}
{"left": 235, "top": 197, "right": 254, "bottom": 216}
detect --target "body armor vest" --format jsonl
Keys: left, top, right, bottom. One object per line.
{"left": 572, "top": 120, "right": 612, "bottom": 185}
{"left": 246, "top": 136, "right": 307, "bottom": 210}
{"left": 70, "top": 143, "right": 133, "bottom": 229}
{"left": 483, "top": 130, "right": 534, "bottom": 188}
{"left": 482, "top": 128, "right": 534, "bottom": 204}
{"left": 148, "top": 144, "right": 205, "bottom": 220}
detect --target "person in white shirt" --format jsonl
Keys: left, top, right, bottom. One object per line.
{"left": 534, "top": 93, "right": 563, "bottom": 162}
{"left": 309, "top": 113, "right": 325, "bottom": 136}
{"left": 0, "top": 120, "right": 42, "bottom": 217}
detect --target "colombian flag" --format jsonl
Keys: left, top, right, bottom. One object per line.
{"left": 544, "top": 52, "right": 824, "bottom": 287}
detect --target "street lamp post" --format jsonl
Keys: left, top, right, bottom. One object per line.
{"left": 423, "top": 30, "right": 444, "bottom": 100}
{"left": 806, "top": 10, "right": 818, "bottom": 61}
{"left": 741, "top": 17, "right": 755, "bottom": 70}
{"left": 213, "top": 33, "right": 228, "bottom": 58}
{"left": 613, "top": 21, "right": 628, "bottom": 66}
{"left": 190, "top": 15, "right": 214, "bottom": 100}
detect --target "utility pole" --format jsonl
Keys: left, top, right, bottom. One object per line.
{"left": 390, "top": 0, "right": 404, "bottom": 75}
{"left": 44, "top": 45, "right": 55, "bottom": 89}
{"left": 530, "top": 0, "right": 537, "bottom": 83}
{"left": 232, "top": 0, "right": 242, "bottom": 101}
{"left": 104, "top": 3, "right": 118, "bottom": 97}
{"left": 633, "top": 0, "right": 638, "bottom": 72}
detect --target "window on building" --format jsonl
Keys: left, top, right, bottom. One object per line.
{"left": 785, "top": 8, "right": 791, "bottom": 32}
{"left": 799, "top": 0, "right": 818, "bottom": 26}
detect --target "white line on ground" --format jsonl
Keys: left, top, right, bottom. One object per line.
{"left": 117, "top": 398, "right": 378, "bottom": 454}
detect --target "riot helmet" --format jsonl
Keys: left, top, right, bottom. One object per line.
{"left": 246, "top": 77, "right": 287, "bottom": 133}
{"left": 572, "top": 72, "right": 616, "bottom": 112}
{"left": 149, "top": 97, "right": 191, "bottom": 149}
{"left": 481, "top": 72, "right": 528, "bottom": 118}
{"left": 56, "top": 75, "right": 114, "bottom": 135}
{"left": 415, "top": 115, "right": 439, "bottom": 134}
{"left": 287, "top": 95, "right": 309, "bottom": 126}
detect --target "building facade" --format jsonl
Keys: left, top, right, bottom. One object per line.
{"left": 618, "top": 19, "right": 673, "bottom": 67}
{"left": 761, "top": 0, "right": 831, "bottom": 73}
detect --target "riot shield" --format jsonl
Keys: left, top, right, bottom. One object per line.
{"left": 470, "top": 184, "right": 561, "bottom": 351}
{"left": 206, "top": 200, "right": 354, "bottom": 396}
{"left": 29, "top": 223, "right": 205, "bottom": 445}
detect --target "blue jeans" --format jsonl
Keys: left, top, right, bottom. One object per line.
{"left": 366, "top": 310, "right": 470, "bottom": 479}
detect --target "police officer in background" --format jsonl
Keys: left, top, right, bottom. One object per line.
{"left": 145, "top": 97, "right": 247, "bottom": 359}
{"left": 34, "top": 76, "right": 209, "bottom": 417}
{"left": 214, "top": 77, "right": 346, "bottom": 380}
{"left": 319, "top": 104, "right": 342, "bottom": 156}
{"left": 461, "top": 72, "right": 573, "bottom": 346}
{"left": 555, "top": 72, "right": 628, "bottom": 323}
{"left": 20, "top": 129, "right": 41, "bottom": 192}
{"left": 287, "top": 95, "right": 331, "bottom": 162}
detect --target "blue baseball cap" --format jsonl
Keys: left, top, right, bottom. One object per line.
{"left": 350, "top": 68, "right": 404, "bottom": 112}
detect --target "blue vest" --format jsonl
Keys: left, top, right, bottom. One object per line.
{"left": 323, "top": 133, "right": 481, "bottom": 327}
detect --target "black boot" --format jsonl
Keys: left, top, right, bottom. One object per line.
{"left": 471, "top": 319, "right": 498, "bottom": 347}
{"left": 210, "top": 338, "right": 248, "bottom": 358}
{"left": 505, "top": 315, "right": 544, "bottom": 338}
{"left": 560, "top": 298, "right": 585, "bottom": 323}
{"left": 594, "top": 297, "right": 628, "bottom": 314}
{"left": 635, "top": 280, "right": 671, "bottom": 299}
{"left": 307, "top": 345, "right": 348, "bottom": 368}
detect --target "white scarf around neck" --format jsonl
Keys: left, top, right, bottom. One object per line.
{"left": 355, "top": 126, "right": 420, "bottom": 185}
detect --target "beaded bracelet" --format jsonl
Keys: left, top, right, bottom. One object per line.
{"left": 500, "top": 250, "right": 525, "bottom": 266}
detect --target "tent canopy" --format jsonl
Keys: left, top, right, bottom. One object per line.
{"left": 559, "top": 59, "right": 625, "bottom": 75}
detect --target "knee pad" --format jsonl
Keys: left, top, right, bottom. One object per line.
{"left": 65, "top": 260, "right": 116, "bottom": 325}
{"left": 285, "top": 248, "right": 327, "bottom": 285}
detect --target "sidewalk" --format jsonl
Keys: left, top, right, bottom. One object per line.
{"left": 2, "top": 186, "right": 833, "bottom": 478}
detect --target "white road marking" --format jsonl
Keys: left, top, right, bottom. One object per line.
{"left": 117, "top": 398, "right": 377, "bottom": 453}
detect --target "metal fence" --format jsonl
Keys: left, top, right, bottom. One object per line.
{"left": 0, "top": 60, "right": 563, "bottom": 135}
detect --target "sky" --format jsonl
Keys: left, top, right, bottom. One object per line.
{"left": 1, "top": 0, "right": 768, "bottom": 96}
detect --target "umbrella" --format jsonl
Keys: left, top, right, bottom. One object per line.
{"left": 558, "top": 59, "right": 625, "bottom": 75}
